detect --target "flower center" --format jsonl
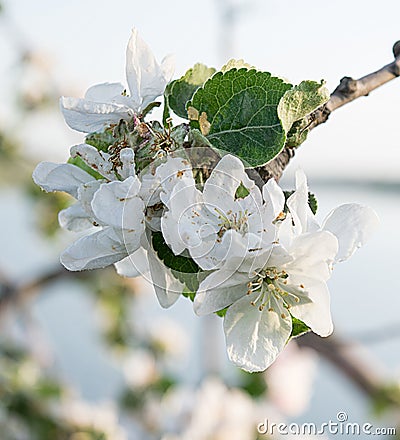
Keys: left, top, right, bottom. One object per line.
{"left": 215, "top": 208, "right": 249, "bottom": 237}
{"left": 247, "top": 267, "right": 301, "bottom": 316}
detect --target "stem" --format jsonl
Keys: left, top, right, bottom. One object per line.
{"left": 257, "top": 41, "right": 400, "bottom": 182}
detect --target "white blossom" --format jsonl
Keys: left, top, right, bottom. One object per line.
{"left": 194, "top": 170, "right": 379, "bottom": 372}
{"left": 33, "top": 144, "right": 145, "bottom": 271}
{"left": 60, "top": 28, "right": 174, "bottom": 133}
{"left": 160, "top": 154, "right": 283, "bottom": 271}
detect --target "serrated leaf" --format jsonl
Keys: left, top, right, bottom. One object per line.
{"left": 165, "top": 63, "right": 216, "bottom": 120}
{"left": 290, "top": 316, "right": 311, "bottom": 338}
{"left": 188, "top": 69, "right": 292, "bottom": 167}
{"left": 285, "top": 118, "right": 310, "bottom": 148}
{"left": 278, "top": 80, "right": 329, "bottom": 133}
{"left": 221, "top": 59, "right": 255, "bottom": 72}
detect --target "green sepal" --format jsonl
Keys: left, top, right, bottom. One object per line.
{"left": 290, "top": 316, "right": 311, "bottom": 338}
{"left": 85, "top": 130, "right": 117, "bottom": 152}
{"left": 67, "top": 156, "right": 103, "bottom": 180}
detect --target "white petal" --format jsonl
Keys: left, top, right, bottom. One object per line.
{"left": 160, "top": 54, "right": 175, "bottom": 83}
{"left": 84, "top": 82, "right": 125, "bottom": 102}
{"left": 118, "top": 148, "right": 136, "bottom": 179}
{"left": 285, "top": 231, "right": 338, "bottom": 283}
{"left": 70, "top": 144, "right": 115, "bottom": 179}
{"left": 60, "top": 97, "right": 132, "bottom": 133}
{"left": 322, "top": 203, "right": 379, "bottom": 262}
{"left": 32, "top": 162, "right": 92, "bottom": 198}
{"left": 91, "top": 177, "right": 144, "bottom": 231}
{"left": 289, "top": 280, "right": 333, "bottom": 337}
{"left": 262, "top": 178, "right": 285, "bottom": 219}
{"left": 156, "top": 156, "right": 194, "bottom": 207}
{"left": 60, "top": 227, "right": 128, "bottom": 271}
{"left": 126, "top": 28, "right": 170, "bottom": 111}
{"left": 77, "top": 180, "right": 103, "bottom": 219}
{"left": 203, "top": 154, "right": 254, "bottom": 213}
{"left": 147, "top": 247, "right": 182, "bottom": 308}
{"left": 58, "top": 203, "right": 93, "bottom": 232}
{"left": 115, "top": 247, "right": 149, "bottom": 277}
{"left": 287, "top": 169, "right": 319, "bottom": 234}
{"left": 139, "top": 171, "right": 162, "bottom": 206}
{"left": 224, "top": 294, "right": 292, "bottom": 372}
{"left": 194, "top": 273, "right": 248, "bottom": 315}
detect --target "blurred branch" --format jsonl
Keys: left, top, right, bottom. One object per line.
{"left": 298, "top": 333, "right": 400, "bottom": 409}
{"left": 257, "top": 41, "right": 400, "bottom": 182}
{"left": 0, "top": 265, "right": 89, "bottom": 312}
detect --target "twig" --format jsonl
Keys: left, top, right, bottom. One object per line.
{"left": 257, "top": 41, "right": 400, "bottom": 182}
{"left": 297, "top": 333, "right": 400, "bottom": 407}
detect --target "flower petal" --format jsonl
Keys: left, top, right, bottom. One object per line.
{"left": 203, "top": 154, "right": 254, "bottom": 213}
{"left": 32, "top": 162, "right": 92, "bottom": 198}
{"left": 147, "top": 247, "right": 182, "bottom": 308}
{"left": 224, "top": 294, "right": 292, "bottom": 372}
{"left": 287, "top": 169, "right": 319, "bottom": 234}
{"left": 118, "top": 148, "right": 136, "bottom": 180}
{"left": 84, "top": 82, "right": 126, "bottom": 102}
{"left": 262, "top": 178, "right": 285, "bottom": 219}
{"left": 60, "top": 97, "right": 132, "bottom": 133}
{"left": 289, "top": 280, "right": 333, "bottom": 337}
{"left": 322, "top": 203, "right": 379, "bottom": 262}
{"left": 91, "top": 177, "right": 144, "bottom": 231}
{"left": 194, "top": 272, "right": 248, "bottom": 315}
{"left": 60, "top": 227, "right": 128, "bottom": 271}
{"left": 58, "top": 203, "right": 93, "bottom": 232}
{"left": 115, "top": 247, "right": 149, "bottom": 278}
{"left": 285, "top": 231, "right": 338, "bottom": 283}
{"left": 70, "top": 144, "right": 115, "bottom": 179}
{"left": 126, "top": 28, "right": 171, "bottom": 111}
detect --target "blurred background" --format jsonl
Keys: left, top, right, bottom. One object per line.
{"left": 0, "top": 0, "right": 399, "bottom": 439}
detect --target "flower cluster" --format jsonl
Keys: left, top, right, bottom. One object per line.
{"left": 33, "top": 28, "right": 379, "bottom": 372}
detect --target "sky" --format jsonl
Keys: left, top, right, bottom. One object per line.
{"left": 0, "top": 0, "right": 399, "bottom": 180}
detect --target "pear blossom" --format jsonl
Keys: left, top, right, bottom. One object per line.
{"left": 194, "top": 170, "right": 379, "bottom": 372}
{"left": 160, "top": 154, "right": 284, "bottom": 271}
{"left": 61, "top": 28, "right": 174, "bottom": 133}
{"left": 33, "top": 144, "right": 146, "bottom": 271}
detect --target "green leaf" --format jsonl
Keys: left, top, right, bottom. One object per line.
{"left": 67, "top": 156, "right": 103, "bottom": 180}
{"left": 165, "top": 63, "right": 216, "bottom": 119}
{"left": 85, "top": 130, "right": 116, "bottom": 152}
{"left": 290, "top": 316, "right": 311, "bottom": 338}
{"left": 278, "top": 80, "right": 329, "bottom": 133}
{"left": 220, "top": 59, "right": 255, "bottom": 72}
{"left": 151, "top": 231, "right": 200, "bottom": 293}
{"left": 188, "top": 69, "right": 292, "bottom": 167}
{"left": 285, "top": 118, "right": 310, "bottom": 148}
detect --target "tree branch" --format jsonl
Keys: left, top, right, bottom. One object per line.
{"left": 297, "top": 333, "right": 400, "bottom": 408}
{"left": 257, "top": 41, "right": 400, "bottom": 182}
